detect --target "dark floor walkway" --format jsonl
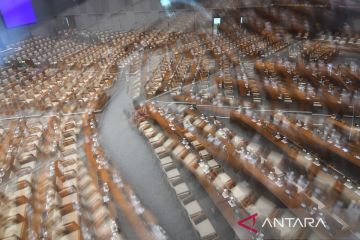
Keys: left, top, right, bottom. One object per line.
{"left": 98, "top": 78, "right": 199, "bottom": 240}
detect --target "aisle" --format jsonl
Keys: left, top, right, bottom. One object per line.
{"left": 98, "top": 78, "right": 199, "bottom": 240}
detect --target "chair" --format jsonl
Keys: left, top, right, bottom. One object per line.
{"left": 183, "top": 153, "right": 199, "bottom": 170}
{"left": 212, "top": 173, "right": 233, "bottom": 191}
{"left": 57, "top": 222, "right": 81, "bottom": 240}
{"left": 314, "top": 170, "right": 337, "bottom": 191}
{"left": 94, "top": 218, "right": 113, "bottom": 239}
{"left": 9, "top": 185, "right": 32, "bottom": 202}
{"left": 144, "top": 127, "right": 157, "bottom": 138}
{"left": 203, "top": 124, "right": 216, "bottom": 135}
{"left": 13, "top": 158, "right": 36, "bottom": 172}
{"left": 61, "top": 208, "right": 80, "bottom": 227}
{"left": 165, "top": 168, "right": 181, "bottom": 183}
{"left": 63, "top": 153, "right": 79, "bottom": 162}
{"left": 61, "top": 192, "right": 79, "bottom": 206}
{"left": 184, "top": 132, "right": 196, "bottom": 142}
{"left": 246, "top": 142, "right": 262, "bottom": 154}
{"left": 191, "top": 140, "right": 203, "bottom": 150}
{"left": 13, "top": 173, "right": 32, "bottom": 185}
{"left": 62, "top": 142, "right": 77, "bottom": 152}
{"left": 274, "top": 211, "right": 302, "bottom": 239}
{"left": 184, "top": 200, "right": 204, "bottom": 221}
{"left": 149, "top": 133, "right": 166, "bottom": 147}
{"left": 294, "top": 151, "right": 313, "bottom": 170}
{"left": 199, "top": 150, "right": 211, "bottom": 161}
{"left": 92, "top": 205, "right": 110, "bottom": 227}
{"left": 1, "top": 221, "right": 25, "bottom": 239}
{"left": 57, "top": 172, "right": 78, "bottom": 190}
{"left": 192, "top": 118, "right": 206, "bottom": 129}
{"left": 171, "top": 145, "right": 188, "bottom": 160}
{"left": 194, "top": 219, "right": 217, "bottom": 240}
{"left": 245, "top": 196, "right": 276, "bottom": 220}
{"left": 160, "top": 156, "right": 174, "bottom": 170}
{"left": 207, "top": 160, "right": 220, "bottom": 170}
{"left": 154, "top": 146, "right": 168, "bottom": 158}
{"left": 6, "top": 203, "right": 27, "bottom": 220}
{"left": 267, "top": 151, "right": 283, "bottom": 168}
{"left": 79, "top": 180, "right": 97, "bottom": 199}
{"left": 173, "top": 182, "right": 191, "bottom": 200}
{"left": 231, "top": 136, "right": 245, "bottom": 149}
{"left": 230, "top": 182, "right": 252, "bottom": 205}
{"left": 0, "top": 236, "right": 20, "bottom": 240}
{"left": 59, "top": 230, "right": 81, "bottom": 240}
{"left": 138, "top": 121, "right": 150, "bottom": 132}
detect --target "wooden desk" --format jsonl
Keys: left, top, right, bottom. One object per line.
{"left": 148, "top": 101, "right": 355, "bottom": 239}
{"left": 271, "top": 115, "right": 360, "bottom": 168}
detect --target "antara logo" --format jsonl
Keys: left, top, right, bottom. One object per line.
{"left": 237, "top": 213, "right": 258, "bottom": 233}
{"left": 262, "top": 217, "right": 327, "bottom": 228}
{"left": 237, "top": 213, "right": 328, "bottom": 233}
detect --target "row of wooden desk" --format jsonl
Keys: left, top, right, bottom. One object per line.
{"left": 82, "top": 113, "right": 167, "bottom": 240}
{"left": 148, "top": 95, "right": 360, "bottom": 239}
{"left": 144, "top": 102, "right": 348, "bottom": 239}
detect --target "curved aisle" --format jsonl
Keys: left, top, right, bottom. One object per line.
{"left": 98, "top": 79, "right": 199, "bottom": 240}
